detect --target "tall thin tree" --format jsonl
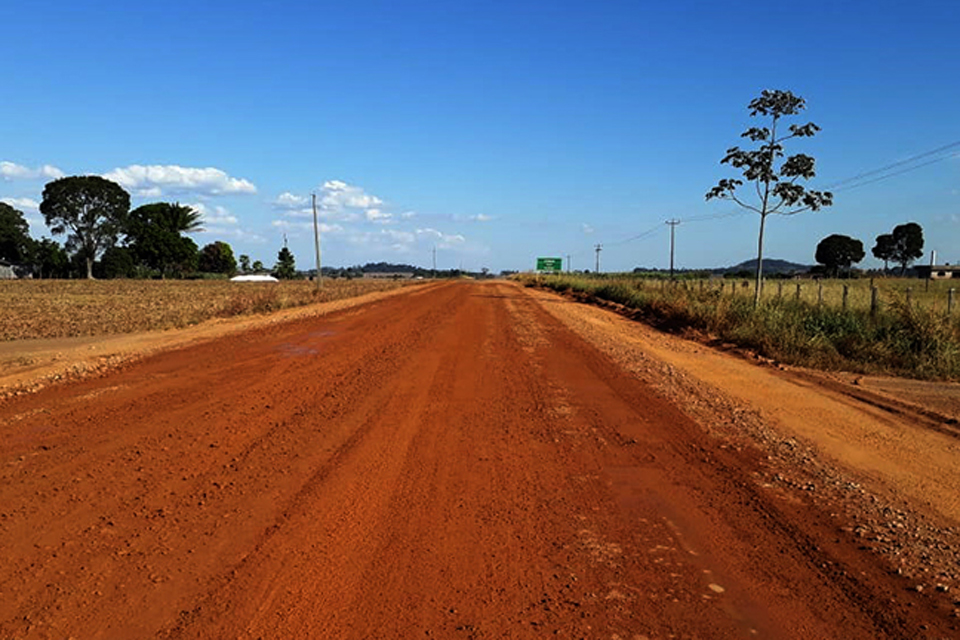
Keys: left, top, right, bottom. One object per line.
{"left": 706, "top": 90, "right": 833, "bottom": 306}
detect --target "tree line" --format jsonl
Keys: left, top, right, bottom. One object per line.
{"left": 0, "top": 176, "right": 297, "bottom": 279}
{"left": 814, "top": 222, "right": 924, "bottom": 277}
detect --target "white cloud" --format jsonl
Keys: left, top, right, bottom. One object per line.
{"left": 271, "top": 219, "right": 343, "bottom": 234}
{"left": 103, "top": 164, "right": 257, "bottom": 197}
{"left": 321, "top": 179, "right": 383, "bottom": 210}
{"left": 189, "top": 202, "right": 238, "bottom": 226}
{"left": 273, "top": 180, "right": 391, "bottom": 223}
{"left": 365, "top": 208, "right": 393, "bottom": 223}
{"left": 1, "top": 161, "right": 64, "bottom": 181}
{"left": 581, "top": 223, "right": 595, "bottom": 234}
{"left": 416, "top": 227, "right": 466, "bottom": 249}
{"left": 273, "top": 192, "right": 309, "bottom": 209}
{"left": 1, "top": 196, "right": 40, "bottom": 212}
{"left": 198, "top": 226, "right": 267, "bottom": 243}
{"left": 469, "top": 214, "right": 493, "bottom": 222}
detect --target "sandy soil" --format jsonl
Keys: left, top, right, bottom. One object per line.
{"left": 1, "top": 281, "right": 958, "bottom": 638}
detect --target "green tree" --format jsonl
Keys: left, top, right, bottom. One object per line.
{"left": 275, "top": 246, "right": 296, "bottom": 279}
{"left": 872, "top": 233, "right": 895, "bottom": 273}
{"left": 39, "top": 176, "right": 131, "bottom": 279}
{"left": 238, "top": 254, "right": 251, "bottom": 273}
{"left": 32, "top": 238, "right": 69, "bottom": 279}
{"left": 126, "top": 203, "right": 201, "bottom": 277}
{"left": 0, "top": 202, "right": 34, "bottom": 264}
{"left": 198, "top": 241, "right": 237, "bottom": 275}
{"left": 96, "top": 246, "right": 136, "bottom": 279}
{"left": 815, "top": 234, "right": 864, "bottom": 277}
{"left": 889, "top": 222, "right": 924, "bottom": 275}
{"left": 252, "top": 259, "right": 264, "bottom": 272}
{"left": 706, "top": 89, "right": 833, "bottom": 306}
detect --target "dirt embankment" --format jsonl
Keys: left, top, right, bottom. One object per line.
{"left": 1, "top": 281, "right": 958, "bottom": 638}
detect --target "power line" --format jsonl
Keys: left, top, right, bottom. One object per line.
{"left": 824, "top": 140, "right": 960, "bottom": 191}
{"left": 830, "top": 154, "right": 956, "bottom": 193}
{"left": 567, "top": 139, "right": 960, "bottom": 267}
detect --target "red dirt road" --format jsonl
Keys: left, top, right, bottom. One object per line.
{"left": 0, "top": 281, "right": 954, "bottom": 638}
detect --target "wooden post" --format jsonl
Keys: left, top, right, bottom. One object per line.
{"left": 817, "top": 281, "right": 823, "bottom": 306}
{"left": 842, "top": 284, "right": 848, "bottom": 311}
{"left": 777, "top": 281, "right": 783, "bottom": 300}
{"left": 796, "top": 282, "right": 801, "bottom": 302}
{"left": 949, "top": 288, "right": 955, "bottom": 316}
{"left": 871, "top": 286, "right": 879, "bottom": 317}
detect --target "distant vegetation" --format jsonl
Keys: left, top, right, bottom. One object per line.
{"left": 519, "top": 273, "right": 960, "bottom": 380}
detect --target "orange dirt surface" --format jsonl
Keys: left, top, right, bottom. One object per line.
{"left": 2, "top": 280, "right": 959, "bottom": 639}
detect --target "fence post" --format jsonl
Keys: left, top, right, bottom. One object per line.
{"left": 796, "top": 282, "right": 802, "bottom": 301}
{"left": 871, "top": 286, "right": 879, "bottom": 317}
{"left": 817, "top": 281, "right": 823, "bottom": 306}
{"left": 720, "top": 281, "right": 725, "bottom": 294}
{"left": 950, "top": 288, "right": 955, "bottom": 316}
{"left": 777, "top": 281, "right": 783, "bottom": 300}
{"left": 842, "top": 284, "right": 848, "bottom": 311}
{"left": 699, "top": 279, "right": 704, "bottom": 294}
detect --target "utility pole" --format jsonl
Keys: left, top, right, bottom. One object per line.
{"left": 312, "top": 193, "right": 322, "bottom": 290}
{"left": 566, "top": 254, "right": 571, "bottom": 273}
{"left": 432, "top": 246, "right": 437, "bottom": 272}
{"left": 666, "top": 219, "right": 680, "bottom": 281}
{"left": 595, "top": 244, "right": 602, "bottom": 274}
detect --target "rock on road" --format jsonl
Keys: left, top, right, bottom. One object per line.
{"left": 0, "top": 281, "right": 953, "bottom": 638}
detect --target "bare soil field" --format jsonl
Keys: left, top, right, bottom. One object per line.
{"left": 0, "top": 278, "right": 413, "bottom": 341}
{"left": 1, "top": 281, "right": 959, "bottom": 638}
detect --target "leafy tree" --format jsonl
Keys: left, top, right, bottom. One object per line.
{"left": 39, "top": 176, "right": 130, "bottom": 279}
{"left": 32, "top": 237, "right": 69, "bottom": 278}
{"left": 275, "top": 246, "right": 296, "bottom": 279}
{"left": 706, "top": 89, "right": 833, "bottom": 305}
{"left": 96, "top": 246, "right": 136, "bottom": 279}
{"left": 888, "top": 222, "right": 924, "bottom": 275}
{"left": 198, "top": 241, "right": 237, "bottom": 275}
{"left": 238, "top": 254, "right": 251, "bottom": 273}
{"left": 0, "top": 202, "right": 34, "bottom": 263}
{"left": 252, "top": 259, "right": 264, "bottom": 272}
{"left": 126, "top": 203, "right": 200, "bottom": 277}
{"left": 872, "top": 233, "right": 895, "bottom": 273}
{"left": 815, "top": 234, "right": 864, "bottom": 277}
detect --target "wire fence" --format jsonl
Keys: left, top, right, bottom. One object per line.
{"left": 653, "top": 277, "right": 960, "bottom": 316}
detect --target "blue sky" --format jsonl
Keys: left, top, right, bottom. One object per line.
{"left": 2, "top": 0, "right": 958, "bottom": 272}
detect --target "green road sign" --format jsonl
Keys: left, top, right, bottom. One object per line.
{"left": 536, "top": 257, "right": 563, "bottom": 272}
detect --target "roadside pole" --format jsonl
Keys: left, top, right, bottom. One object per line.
{"left": 312, "top": 193, "right": 322, "bottom": 290}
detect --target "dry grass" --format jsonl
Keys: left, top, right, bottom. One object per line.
{"left": 520, "top": 274, "right": 960, "bottom": 380}
{"left": 1, "top": 279, "right": 416, "bottom": 341}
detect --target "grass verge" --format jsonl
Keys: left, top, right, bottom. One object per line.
{"left": 519, "top": 274, "right": 960, "bottom": 380}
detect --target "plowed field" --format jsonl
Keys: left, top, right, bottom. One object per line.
{"left": 1, "top": 281, "right": 957, "bottom": 638}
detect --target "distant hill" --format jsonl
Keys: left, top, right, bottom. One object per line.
{"left": 713, "top": 258, "right": 811, "bottom": 276}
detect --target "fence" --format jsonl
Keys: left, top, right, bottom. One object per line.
{"left": 645, "top": 277, "right": 960, "bottom": 316}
